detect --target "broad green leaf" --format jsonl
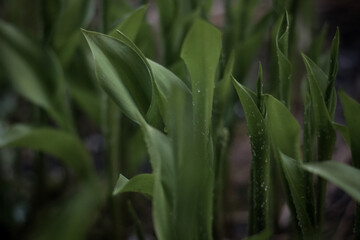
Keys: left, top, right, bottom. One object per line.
{"left": 276, "top": 12, "right": 292, "bottom": 107}
{"left": 303, "top": 161, "right": 360, "bottom": 202}
{"left": 109, "top": 5, "right": 148, "bottom": 41}
{"left": 339, "top": 91, "right": 360, "bottom": 168}
{"left": 264, "top": 95, "right": 301, "bottom": 159}
{"left": 181, "top": 18, "right": 221, "bottom": 137}
{"left": 148, "top": 59, "right": 191, "bottom": 126}
{"left": 0, "top": 21, "right": 74, "bottom": 131}
{"left": 264, "top": 95, "right": 305, "bottom": 236}
{"left": 301, "top": 54, "right": 328, "bottom": 94}
{"left": 0, "top": 125, "right": 92, "bottom": 178}
{"left": 280, "top": 153, "right": 317, "bottom": 238}
{"left": 142, "top": 124, "right": 174, "bottom": 240}
{"left": 113, "top": 174, "right": 154, "bottom": 197}
{"left": 84, "top": 29, "right": 163, "bottom": 128}
{"left": 82, "top": 30, "right": 151, "bottom": 125}
{"left": 30, "top": 183, "right": 102, "bottom": 240}
{"left": 233, "top": 75, "right": 270, "bottom": 234}
{"left": 167, "top": 85, "right": 213, "bottom": 239}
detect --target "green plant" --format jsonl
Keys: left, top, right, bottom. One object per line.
{"left": 1, "top": 1, "right": 360, "bottom": 239}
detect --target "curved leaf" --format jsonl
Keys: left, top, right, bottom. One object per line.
{"left": 339, "top": 90, "right": 360, "bottom": 168}
{"left": 303, "top": 161, "right": 360, "bottom": 202}
{"left": 264, "top": 95, "right": 301, "bottom": 159}
{"left": 148, "top": 59, "right": 191, "bottom": 126}
{"left": 113, "top": 174, "right": 154, "bottom": 197}
{"left": 0, "top": 125, "right": 92, "bottom": 178}
{"left": 142, "top": 124, "right": 174, "bottom": 240}
{"left": 82, "top": 30, "right": 151, "bottom": 125}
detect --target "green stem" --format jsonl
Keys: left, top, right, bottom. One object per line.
{"left": 303, "top": 94, "right": 316, "bottom": 227}
{"left": 102, "top": 95, "right": 122, "bottom": 238}
{"left": 213, "top": 128, "right": 229, "bottom": 239}
{"left": 315, "top": 132, "right": 335, "bottom": 232}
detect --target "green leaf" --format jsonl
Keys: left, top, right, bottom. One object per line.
{"left": 213, "top": 51, "right": 235, "bottom": 131}
{"left": 167, "top": 85, "right": 213, "bottom": 239}
{"left": 148, "top": 59, "right": 191, "bottom": 126}
{"left": 181, "top": 18, "right": 221, "bottom": 137}
{"left": 113, "top": 174, "right": 154, "bottom": 197}
{"left": 302, "top": 54, "right": 336, "bottom": 160}
{"left": 276, "top": 12, "right": 292, "bottom": 107}
{"left": 303, "top": 161, "right": 360, "bottom": 202}
{"left": 302, "top": 53, "right": 337, "bottom": 230}
{"left": 264, "top": 95, "right": 301, "bottom": 159}
{"left": 141, "top": 124, "right": 174, "bottom": 240}
{"left": 82, "top": 30, "right": 151, "bottom": 125}
{"left": 0, "top": 125, "right": 92, "bottom": 178}
{"left": 0, "top": 21, "right": 74, "bottom": 131}
{"left": 178, "top": 20, "right": 221, "bottom": 238}
{"left": 264, "top": 95, "right": 306, "bottom": 236}
{"left": 334, "top": 90, "right": 360, "bottom": 239}
{"left": 339, "top": 90, "right": 360, "bottom": 168}
{"left": 233, "top": 76, "right": 270, "bottom": 234}
{"left": 109, "top": 5, "right": 148, "bottom": 41}
{"left": 280, "top": 153, "right": 317, "bottom": 238}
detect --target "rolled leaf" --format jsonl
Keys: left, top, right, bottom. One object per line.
{"left": 233, "top": 73, "right": 270, "bottom": 234}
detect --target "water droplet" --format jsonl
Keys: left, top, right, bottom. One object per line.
{"left": 197, "top": 89, "right": 201, "bottom": 93}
